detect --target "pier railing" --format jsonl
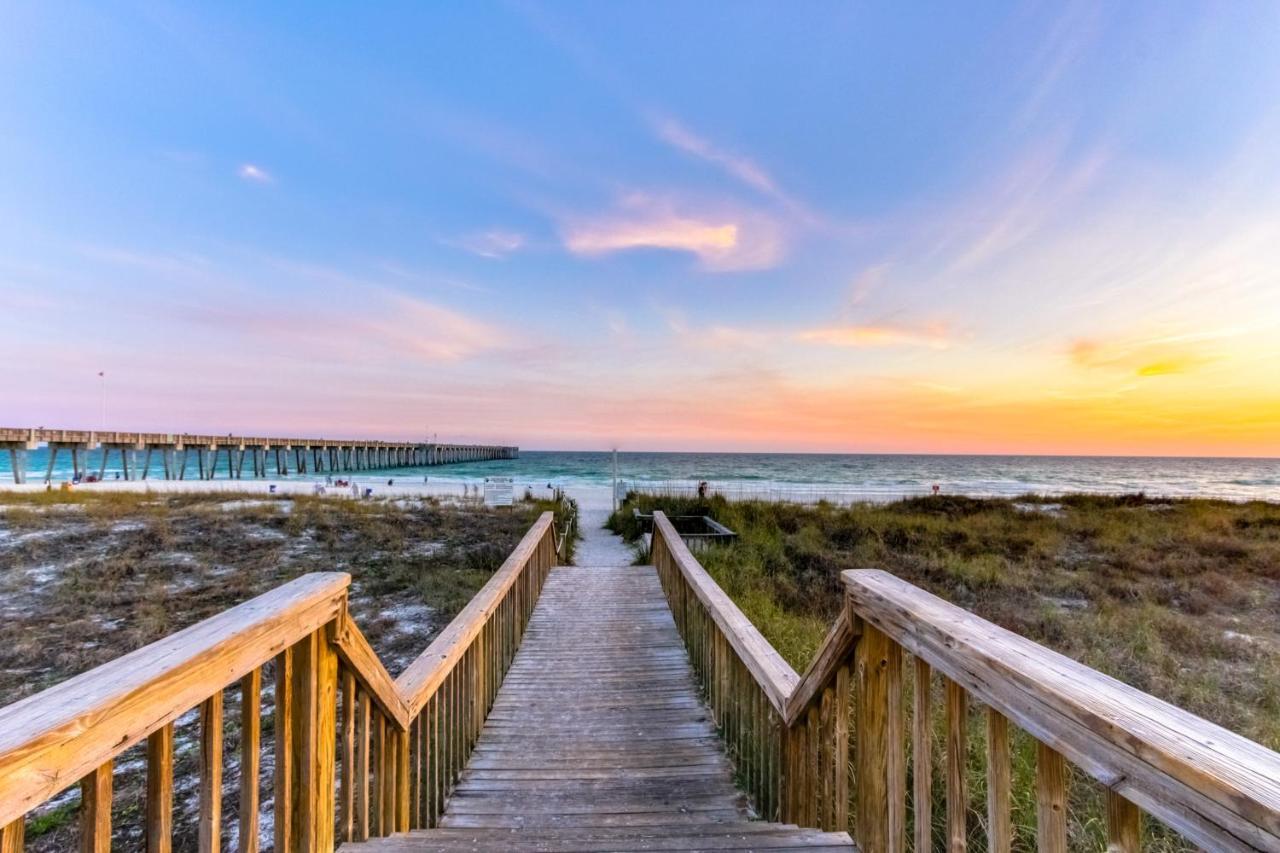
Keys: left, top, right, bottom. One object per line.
{"left": 650, "top": 510, "right": 1280, "bottom": 852}
{"left": 0, "top": 512, "right": 556, "bottom": 851}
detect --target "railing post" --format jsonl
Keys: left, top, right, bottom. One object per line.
{"left": 855, "top": 615, "right": 897, "bottom": 853}
{"left": 395, "top": 727, "right": 411, "bottom": 832}
{"left": 284, "top": 628, "right": 338, "bottom": 852}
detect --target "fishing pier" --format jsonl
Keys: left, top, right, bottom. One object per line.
{"left": 0, "top": 427, "right": 517, "bottom": 484}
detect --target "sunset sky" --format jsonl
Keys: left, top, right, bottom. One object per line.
{"left": 2, "top": 3, "right": 1278, "bottom": 454}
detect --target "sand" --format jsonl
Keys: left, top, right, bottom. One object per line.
{"left": 0, "top": 477, "right": 622, "bottom": 511}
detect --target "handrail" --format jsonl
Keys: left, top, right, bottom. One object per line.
{"left": 396, "top": 511, "right": 555, "bottom": 717}
{"left": 652, "top": 511, "right": 798, "bottom": 710}
{"left": 0, "top": 572, "right": 349, "bottom": 830}
{"left": 846, "top": 568, "right": 1280, "bottom": 852}
{"left": 0, "top": 511, "right": 560, "bottom": 850}
{"left": 650, "top": 508, "right": 1280, "bottom": 853}
{"left": 327, "top": 608, "right": 412, "bottom": 729}
{"left": 782, "top": 609, "right": 858, "bottom": 724}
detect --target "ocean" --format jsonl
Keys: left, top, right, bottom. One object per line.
{"left": 1, "top": 448, "right": 1278, "bottom": 502}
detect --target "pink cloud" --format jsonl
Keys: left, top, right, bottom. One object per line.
{"left": 798, "top": 324, "right": 951, "bottom": 350}
{"left": 562, "top": 194, "right": 785, "bottom": 271}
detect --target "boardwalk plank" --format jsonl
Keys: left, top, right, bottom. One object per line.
{"left": 349, "top": 566, "right": 853, "bottom": 851}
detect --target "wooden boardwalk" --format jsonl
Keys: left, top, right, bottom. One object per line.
{"left": 345, "top": 565, "right": 855, "bottom": 851}
{"left": 5, "top": 512, "right": 1277, "bottom": 852}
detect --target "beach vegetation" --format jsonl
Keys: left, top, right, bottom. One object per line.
{"left": 0, "top": 489, "right": 566, "bottom": 851}
{"left": 609, "top": 492, "right": 1280, "bottom": 850}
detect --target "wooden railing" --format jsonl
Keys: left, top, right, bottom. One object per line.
{"left": 651, "top": 510, "right": 1280, "bottom": 852}
{"left": 0, "top": 511, "right": 557, "bottom": 851}
{"left": 392, "top": 510, "right": 557, "bottom": 832}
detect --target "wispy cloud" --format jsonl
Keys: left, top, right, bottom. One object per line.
{"left": 799, "top": 324, "right": 951, "bottom": 350}
{"left": 237, "top": 163, "right": 273, "bottom": 183}
{"left": 447, "top": 229, "right": 527, "bottom": 259}
{"left": 1069, "top": 334, "right": 1218, "bottom": 378}
{"left": 561, "top": 193, "right": 785, "bottom": 271}
{"left": 653, "top": 116, "right": 777, "bottom": 196}
{"left": 848, "top": 264, "right": 889, "bottom": 306}
{"left": 650, "top": 115, "right": 821, "bottom": 228}
{"left": 182, "top": 288, "right": 503, "bottom": 365}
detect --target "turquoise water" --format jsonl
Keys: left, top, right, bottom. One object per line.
{"left": 2, "top": 448, "right": 1278, "bottom": 501}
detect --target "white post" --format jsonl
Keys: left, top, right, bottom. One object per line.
{"left": 612, "top": 447, "right": 619, "bottom": 513}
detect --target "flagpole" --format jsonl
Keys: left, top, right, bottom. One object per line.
{"left": 99, "top": 371, "right": 106, "bottom": 432}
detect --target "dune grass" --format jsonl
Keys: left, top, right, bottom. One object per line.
{"left": 609, "top": 492, "right": 1280, "bottom": 850}
{"left": 0, "top": 489, "right": 573, "bottom": 851}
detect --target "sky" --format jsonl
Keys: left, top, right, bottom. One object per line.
{"left": 1, "top": 2, "right": 1278, "bottom": 455}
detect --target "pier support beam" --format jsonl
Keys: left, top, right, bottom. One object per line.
{"left": 43, "top": 441, "right": 96, "bottom": 483}
{"left": 100, "top": 442, "right": 144, "bottom": 481}
{"left": 2, "top": 443, "right": 32, "bottom": 485}
{"left": 160, "top": 448, "right": 177, "bottom": 480}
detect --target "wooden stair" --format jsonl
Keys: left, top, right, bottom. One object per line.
{"left": 340, "top": 823, "right": 856, "bottom": 850}
{"left": 342, "top": 565, "right": 854, "bottom": 851}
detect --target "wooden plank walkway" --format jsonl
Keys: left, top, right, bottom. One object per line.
{"left": 345, "top": 565, "right": 855, "bottom": 851}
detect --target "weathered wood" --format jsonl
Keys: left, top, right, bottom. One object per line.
{"left": 289, "top": 633, "right": 316, "bottom": 851}
{"left": 855, "top": 621, "right": 890, "bottom": 853}
{"left": 146, "top": 723, "right": 173, "bottom": 853}
{"left": 240, "top": 669, "right": 261, "bottom": 853}
{"left": 80, "top": 761, "right": 112, "bottom": 853}
{"left": 913, "top": 658, "right": 932, "bottom": 853}
{"left": 396, "top": 727, "right": 411, "bottom": 832}
{"left": 785, "top": 610, "right": 860, "bottom": 725}
{"left": 886, "top": 638, "right": 904, "bottom": 852}
{"left": 381, "top": 716, "right": 396, "bottom": 834}
{"left": 819, "top": 689, "right": 832, "bottom": 830}
{"left": 199, "top": 692, "right": 223, "bottom": 853}
{"left": 371, "top": 710, "right": 384, "bottom": 838}
{"left": 986, "top": 708, "right": 1012, "bottom": 853}
{"left": 357, "top": 691, "right": 371, "bottom": 842}
{"left": 0, "top": 573, "right": 349, "bottom": 829}
{"left": 833, "top": 664, "right": 850, "bottom": 832}
{"left": 341, "top": 669, "right": 356, "bottom": 843}
{"left": 945, "top": 678, "right": 967, "bottom": 853}
{"left": 410, "top": 715, "right": 422, "bottom": 829}
{"left": 843, "top": 569, "right": 1280, "bottom": 852}
{"left": 1107, "top": 789, "right": 1142, "bottom": 853}
{"left": 273, "top": 646, "right": 294, "bottom": 852}
{"left": 288, "top": 629, "right": 336, "bottom": 851}
{"left": 807, "top": 706, "right": 819, "bottom": 829}
{"left": 651, "top": 513, "right": 799, "bottom": 712}
{"left": 315, "top": 631, "right": 338, "bottom": 851}
{"left": 328, "top": 609, "right": 411, "bottom": 728}
{"left": 0, "top": 817, "right": 22, "bottom": 853}
{"left": 396, "top": 514, "right": 556, "bottom": 717}
{"left": 428, "top": 566, "right": 850, "bottom": 845}
{"left": 1036, "top": 742, "right": 1067, "bottom": 853}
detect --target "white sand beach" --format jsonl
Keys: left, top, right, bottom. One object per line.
{"left": 0, "top": 477, "right": 621, "bottom": 511}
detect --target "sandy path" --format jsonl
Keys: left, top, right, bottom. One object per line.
{"left": 572, "top": 509, "right": 636, "bottom": 567}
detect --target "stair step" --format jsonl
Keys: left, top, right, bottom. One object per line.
{"left": 340, "top": 821, "right": 857, "bottom": 851}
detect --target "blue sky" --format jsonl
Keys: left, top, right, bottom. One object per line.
{"left": 2, "top": 2, "right": 1278, "bottom": 453}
